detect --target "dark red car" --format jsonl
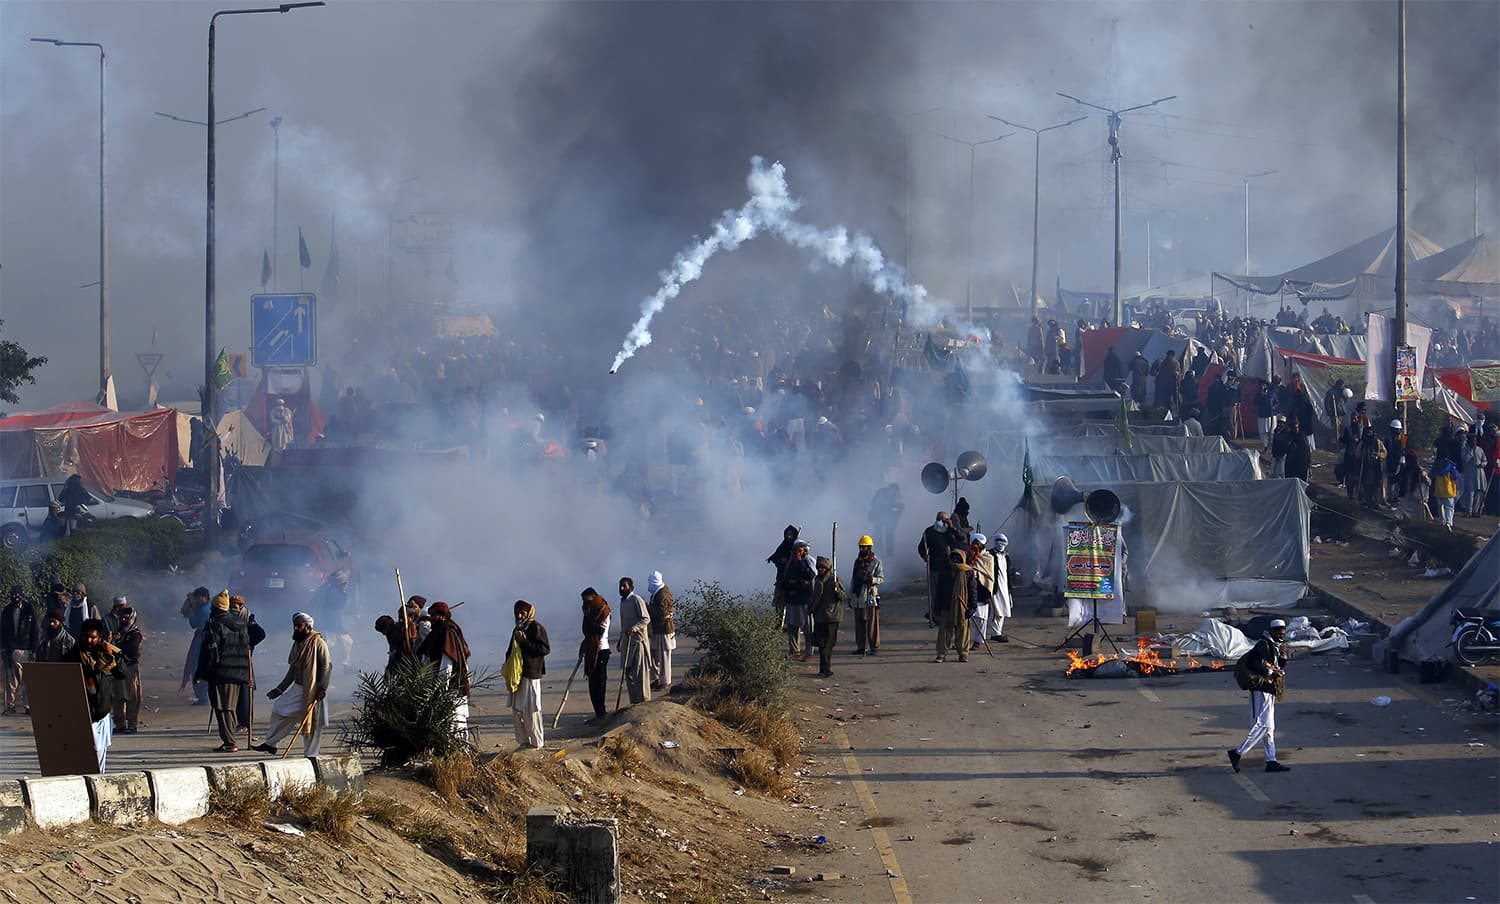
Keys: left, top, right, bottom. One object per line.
{"left": 233, "top": 530, "right": 355, "bottom": 611}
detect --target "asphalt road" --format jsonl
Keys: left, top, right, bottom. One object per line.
{"left": 786, "top": 594, "right": 1500, "bottom": 904}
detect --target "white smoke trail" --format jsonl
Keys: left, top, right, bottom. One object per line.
{"left": 610, "top": 156, "right": 946, "bottom": 373}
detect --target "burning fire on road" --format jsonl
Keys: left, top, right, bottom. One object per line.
{"left": 1065, "top": 638, "right": 1225, "bottom": 679}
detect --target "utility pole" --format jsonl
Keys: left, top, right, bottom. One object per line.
{"left": 1243, "top": 170, "right": 1277, "bottom": 278}
{"left": 1058, "top": 91, "right": 1177, "bottom": 326}
{"left": 31, "top": 38, "right": 109, "bottom": 404}
{"left": 270, "top": 115, "right": 281, "bottom": 290}
{"left": 1395, "top": 0, "right": 1408, "bottom": 434}
{"left": 203, "top": 2, "right": 323, "bottom": 551}
{"left": 939, "top": 132, "right": 1013, "bottom": 322}
{"left": 988, "top": 114, "right": 1086, "bottom": 319}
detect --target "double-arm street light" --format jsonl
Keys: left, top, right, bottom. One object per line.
{"left": 1242, "top": 169, "right": 1278, "bottom": 277}
{"left": 155, "top": 107, "right": 267, "bottom": 127}
{"left": 204, "top": 2, "right": 323, "bottom": 549}
{"left": 939, "top": 132, "right": 1014, "bottom": 322}
{"left": 988, "top": 113, "right": 1087, "bottom": 319}
{"left": 1058, "top": 91, "right": 1177, "bottom": 325}
{"left": 30, "top": 37, "right": 110, "bottom": 404}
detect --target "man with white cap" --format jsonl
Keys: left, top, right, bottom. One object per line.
{"left": 253, "top": 612, "right": 330, "bottom": 757}
{"left": 988, "top": 534, "right": 1014, "bottom": 643}
{"left": 269, "top": 397, "right": 295, "bottom": 465}
{"left": 965, "top": 532, "right": 997, "bottom": 652}
{"left": 1229, "top": 619, "right": 1291, "bottom": 774}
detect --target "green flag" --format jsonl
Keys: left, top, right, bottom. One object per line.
{"left": 1022, "top": 438, "right": 1034, "bottom": 490}
{"left": 212, "top": 348, "right": 232, "bottom": 390}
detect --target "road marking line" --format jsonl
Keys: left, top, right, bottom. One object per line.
{"left": 1352, "top": 895, "right": 1376, "bottom": 904}
{"left": 1232, "top": 771, "right": 1269, "bottom": 801}
{"left": 1137, "top": 687, "right": 1161, "bottom": 703}
{"left": 830, "top": 725, "right": 912, "bottom": 904}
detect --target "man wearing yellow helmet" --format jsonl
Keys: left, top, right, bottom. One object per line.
{"left": 848, "top": 535, "right": 884, "bottom": 655}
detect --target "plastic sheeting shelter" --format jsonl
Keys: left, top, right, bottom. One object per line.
{"left": 1378, "top": 533, "right": 1500, "bottom": 667}
{"left": 1214, "top": 226, "right": 1444, "bottom": 297}
{"left": 217, "top": 409, "right": 269, "bottom": 467}
{"left": 989, "top": 432, "right": 1233, "bottom": 461}
{"left": 1019, "top": 479, "right": 1310, "bottom": 610}
{"left": 1030, "top": 450, "right": 1263, "bottom": 483}
{"left": 0, "top": 401, "right": 179, "bottom": 493}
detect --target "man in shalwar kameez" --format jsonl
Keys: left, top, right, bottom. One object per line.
{"left": 253, "top": 612, "right": 331, "bottom": 757}
{"left": 987, "top": 533, "right": 1014, "bottom": 642}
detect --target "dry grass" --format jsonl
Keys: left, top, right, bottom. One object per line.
{"left": 497, "top": 867, "right": 571, "bottom": 904}
{"left": 208, "top": 778, "right": 271, "bottom": 828}
{"left": 359, "top": 792, "right": 408, "bottom": 826}
{"left": 729, "top": 749, "right": 792, "bottom": 798}
{"left": 427, "top": 749, "right": 475, "bottom": 802}
{"left": 706, "top": 696, "right": 800, "bottom": 766}
{"left": 277, "top": 783, "right": 361, "bottom": 844}
{"left": 598, "top": 735, "right": 648, "bottom": 775}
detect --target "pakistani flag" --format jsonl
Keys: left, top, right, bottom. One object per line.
{"left": 212, "top": 348, "right": 232, "bottom": 390}
{"left": 1017, "top": 437, "right": 1040, "bottom": 515}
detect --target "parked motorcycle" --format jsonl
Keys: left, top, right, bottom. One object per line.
{"left": 1450, "top": 608, "right": 1500, "bottom": 666}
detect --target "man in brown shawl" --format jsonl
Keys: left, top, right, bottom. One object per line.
{"left": 579, "top": 588, "right": 612, "bottom": 722}
{"left": 254, "top": 611, "right": 331, "bottom": 756}
{"left": 417, "top": 601, "right": 472, "bottom": 736}
{"left": 937, "top": 550, "right": 972, "bottom": 663}
{"left": 64, "top": 618, "right": 124, "bottom": 770}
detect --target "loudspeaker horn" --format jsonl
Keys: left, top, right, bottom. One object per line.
{"left": 954, "top": 450, "right": 988, "bottom": 482}
{"left": 1051, "top": 476, "right": 1085, "bottom": 514}
{"left": 1085, "top": 489, "right": 1122, "bottom": 524}
{"left": 921, "top": 462, "right": 951, "bottom": 495}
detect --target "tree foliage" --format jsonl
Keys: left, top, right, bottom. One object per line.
{"left": 677, "top": 580, "right": 792, "bottom": 708}
{"left": 0, "top": 320, "right": 47, "bottom": 406}
{"left": 341, "top": 656, "right": 474, "bottom": 767}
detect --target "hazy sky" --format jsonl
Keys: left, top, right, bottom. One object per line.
{"left": 2, "top": 0, "right": 1496, "bottom": 410}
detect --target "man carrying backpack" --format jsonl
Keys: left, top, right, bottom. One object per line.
{"left": 1229, "top": 619, "right": 1291, "bottom": 774}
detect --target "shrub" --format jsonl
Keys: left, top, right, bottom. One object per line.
{"left": 708, "top": 696, "right": 799, "bottom": 766}
{"left": 728, "top": 749, "right": 792, "bottom": 798}
{"left": 209, "top": 777, "right": 271, "bottom": 827}
{"left": 676, "top": 580, "right": 791, "bottom": 708}
{"left": 427, "top": 749, "right": 475, "bottom": 802}
{"left": 341, "top": 656, "right": 473, "bottom": 767}
{"left": 0, "top": 516, "right": 186, "bottom": 607}
{"left": 278, "top": 783, "right": 360, "bottom": 843}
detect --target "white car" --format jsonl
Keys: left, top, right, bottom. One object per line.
{"left": 0, "top": 478, "right": 153, "bottom": 548}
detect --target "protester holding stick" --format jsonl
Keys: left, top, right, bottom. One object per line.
{"left": 617, "top": 578, "right": 651, "bottom": 705}
{"left": 253, "top": 612, "right": 330, "bottom": 757}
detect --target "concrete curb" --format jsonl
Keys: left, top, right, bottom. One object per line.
{"left": 9, "top": 754, "right": 363, "bottom": 834}
{"left": 147, "top": 766, "right": 211, "bottom": 826}
{"left": 21, "top": 776, "right": 91, "bottom": 830}
{"left": 85, "top": 772, "right": 153, "bottom": 827}
{"left": 0, "top": 780, "right": 26, "bottom": 836}
{"left": 1312, "top": 582, "right": 1492, "bottom": 696}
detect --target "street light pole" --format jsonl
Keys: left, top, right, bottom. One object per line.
{"left": 270, "top": 115, "right": 281, "bottom": 290}
{"left": 1058, "top": 92, "right": 1177, "bottom": 326}
{"left": 204, "top": 2, "right": 323, "bottom": 551}
{"left": 31, "top": 38, "right": 109, "bottom": 404}
{"left": 1395, "top": 0, "right": 1408, "bottom": 430}
{"left": 988, "top": 114, "right": 1086, "bottom": 320}
{"left": 1242, "top": 170, "right": 1278, "bottom": 292}
{"left": 385, "top": 177, "right": 419, "bottom": 310}
{"left": 939, "top": 132, "right": 1013, "bottom": 322}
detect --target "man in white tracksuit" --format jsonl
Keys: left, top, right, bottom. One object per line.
{"left": 1229, "top": 619, "right": 1291, "bottom": 774}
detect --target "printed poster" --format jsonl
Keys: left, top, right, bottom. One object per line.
{"left": 1065, "top": 521, "right": 1119, "bottom": 599}
{"left": 1471, "top": 365, "right": 1500, "bottom": 404}
{"left": 1395, "top": 345, "right": 1419, "bottom": 403}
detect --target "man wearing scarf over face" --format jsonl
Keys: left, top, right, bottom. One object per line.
{"left": 255, "top": 612, "right": 331, "bottom": 756}
{"left": 64, "top": 618, "right": 124, "bottom": 770}
{"left": 617, "top": 578, "right": 651, "bottom": 704}
{"left": 965, "top": 533, "right": 998, "bottom": 652}
{"left": 646, "top": 572, "right": 676, "bottom": 692}
{"left": 936, "top": 550, "right": 972, "bottom": 663}
{"left": 401, "top": 595, "right": 432, "bottom": 655}
{"left": 918, "top": 512, "right": 953, "bottom": 625}
{"left": 418, "top": 602, "right": 472, "bottom": 737}
{"left": 579, "top": 588, "right": 612, "bottom": 722}
{"left": 848, "top": 536, "right": 883, "bottom": 655}
{"left": 509, "top": 601, "right": 550, "bottom": 748}
{"left": 111, "top": 606, "right": 144, "bottom": 733}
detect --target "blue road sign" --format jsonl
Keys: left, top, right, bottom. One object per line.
{"left": 250, "top": 293, "right": 317, "bottom": 367}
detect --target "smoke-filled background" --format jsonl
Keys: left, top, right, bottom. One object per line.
{"left": 3, "top": 1, "right": 1498, "bottom": 646}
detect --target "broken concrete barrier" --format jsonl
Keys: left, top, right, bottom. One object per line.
{"left": 527, "top": 805, "right": 620, "bottom": 904}
{"left": 85, "top": 772, "right": 153, "bottom": 827}
{"left": 205, "top": 761, "right": 267, "bottom": 795}
{"left": 262, "top": 757, "right": 317, "bottom": 799}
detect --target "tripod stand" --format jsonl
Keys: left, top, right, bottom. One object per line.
{"left": 1055, "top": 595, "right": 1124, "bottom": 656}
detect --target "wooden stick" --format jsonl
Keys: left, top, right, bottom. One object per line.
{"left": 551, "top": 655, "right": 583, "bottom": 729}
{"left": 280, "top": 699, "right": 317, "bottom": 759}
{"left": 246, "top": 652, "right": 255, "bottom": 747}
{"left": 395, "top": 568, "right": 409, "bottom": 652}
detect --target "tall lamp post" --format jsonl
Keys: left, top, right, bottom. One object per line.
{"left": 1242, "top": 170, "right": 1278, "bottom": 276}
{"left": 1057, "top": 91, "right": 1177, "bottom": 325}
{"left": 30, "top": 37, "right": 109, "bottom": 404}
{"left": 204, "top": 2, "right": 323, "bottom": 550}
{"left": 385, "top": 176, "right": 420, "bottom": 309}
{"left": 939, "top": 132, "right": 1013, "bottom": 322}
{"left": 270, "top": 116, "right": 282, "bottom": 289}
{"left": 987, "top": 113, "right": 1086, "bottom": 319}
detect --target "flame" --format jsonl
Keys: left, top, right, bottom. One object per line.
{"left": 1065, "top": 637, "right": 1226, "bottom": 677}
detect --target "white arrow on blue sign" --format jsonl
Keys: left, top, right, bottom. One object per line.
{"left": 250, "top": 293, "right": 317, "bottom": 367}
